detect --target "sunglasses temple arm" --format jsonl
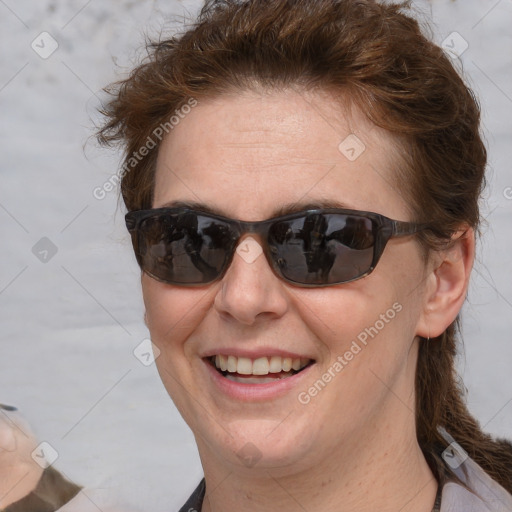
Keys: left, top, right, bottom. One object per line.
{"left": 392, "top": 220, "right": 425, "bottom": 237}
{"left": 125, "top": 214, "right": 137, "bottom": 232}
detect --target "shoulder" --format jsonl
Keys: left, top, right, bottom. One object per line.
{"left": 440, "top": 454, "right": 512, "bottom": 511}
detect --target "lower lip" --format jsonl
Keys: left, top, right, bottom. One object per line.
{"left": 204, "top": 359, "right": 315, "bottom": 401}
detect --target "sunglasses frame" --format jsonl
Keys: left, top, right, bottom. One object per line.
{"left": 125, "top": 207, "right": 426, "bottom": 287}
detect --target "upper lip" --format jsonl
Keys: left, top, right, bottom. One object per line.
{"left": 200, "top": 348, "right": 316, "bottom": 361}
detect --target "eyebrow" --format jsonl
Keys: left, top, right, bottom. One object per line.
{"left": 159, "top": 199, "right": 352, "bottom": 218}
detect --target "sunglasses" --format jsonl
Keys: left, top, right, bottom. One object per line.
{"left": 125, "top": 207, "right": 425, "bottom": 287}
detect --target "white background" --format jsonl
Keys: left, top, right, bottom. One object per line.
{"left": 0, "top": 0, "right": 511, "bottom": 510}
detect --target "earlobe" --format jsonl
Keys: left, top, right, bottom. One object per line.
{"left": 416, "top": 227, "right": 475, "bottom": 338}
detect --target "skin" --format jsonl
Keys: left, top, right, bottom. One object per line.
{"left": 142, "top": 88, "right": 474, "bottom": 512}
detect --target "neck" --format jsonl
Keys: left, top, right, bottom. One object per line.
{"left": 198, "top": 417, "right": 437, "bottom": 512}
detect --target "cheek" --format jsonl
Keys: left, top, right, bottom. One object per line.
{"left": 141, "top": 276, "right": 218, "bottom": 417}
{"left": 141, "top": 275, "right": 217, "bottom": 353}
{"left": 295, "top": 271, "right": 422, "bottom": 371}
{"left": 297, "top": 285, "right": 392, "bottom": 340}
{"left": 293, "top": 281, "right": 422, "bottom": 435}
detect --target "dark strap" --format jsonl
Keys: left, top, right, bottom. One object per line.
{"left": 178, "top": 479, "right": 206, "bottom": 512}
{"left": 178, "top": 478, "right": 443, "bottom": 512}
{"left": 432, "top": 483, "right": 443, "bottom": 512}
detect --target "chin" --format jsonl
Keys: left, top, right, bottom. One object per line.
{"left": 196, "top": 416, "right": 317, "bottom": 472}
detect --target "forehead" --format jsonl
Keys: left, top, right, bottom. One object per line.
{"left": 154, "top": 88, "right": 411, "bottom": 221}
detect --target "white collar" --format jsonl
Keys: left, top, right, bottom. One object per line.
{"left": 438, "top": 427, "right": 512, "bottom": 511}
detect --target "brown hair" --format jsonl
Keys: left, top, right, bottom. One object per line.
{"left": 97, "top": 0, "right": 512, "bottom": 490}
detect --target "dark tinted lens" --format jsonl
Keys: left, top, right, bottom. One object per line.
{"left": 136, "top": 212, "right": 237, "bottom": 284}
{"left": 269, "top": 213, "right": 375, "bottom": 284}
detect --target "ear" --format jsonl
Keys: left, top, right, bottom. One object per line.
{"left": 416, "top": 227, "right": 475, "bottom": 338}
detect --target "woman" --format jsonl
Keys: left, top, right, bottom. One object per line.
{"left": 97, "top": 0, "right": 512, "bottom": 510}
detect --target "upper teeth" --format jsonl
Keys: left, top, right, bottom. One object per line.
{"left": 213, "top": 355, "right": 310, "bottom": 375}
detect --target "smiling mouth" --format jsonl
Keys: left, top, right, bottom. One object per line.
{"left": 207, "top": 355, "right": 314, "bottom": 384}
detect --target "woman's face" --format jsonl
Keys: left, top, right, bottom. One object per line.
{"left": 142, "top": 88, "right": 430, "bottom": 474}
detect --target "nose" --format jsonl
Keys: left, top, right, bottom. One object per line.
{"left": 213, "top": 236, "right": 289, "bottom": 325}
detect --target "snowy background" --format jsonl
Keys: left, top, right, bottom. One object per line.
{"left": 0, "top": 0, "right": 511, "bottom": 510}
